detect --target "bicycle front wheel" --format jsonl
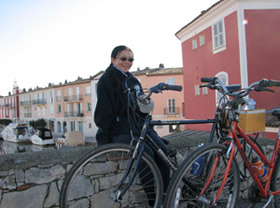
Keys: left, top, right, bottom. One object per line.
{"left": 164, "top": 143, "right": 240, "bottom": 208}
{"left": 59, "top": 143, "right": 163, "bottom": 208}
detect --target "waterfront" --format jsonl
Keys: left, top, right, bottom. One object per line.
{"left": 0, "top": 139, "right": 56, "bottom": 155}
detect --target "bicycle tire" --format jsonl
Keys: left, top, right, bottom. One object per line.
{"left": 270, "top": 153, "right": 280, "bottom": 207}
{"left": 164, "top": 143, "right": 240, "bottom": 208}
{"left": 59, "top": 143, "right": 163, "bottom": 208}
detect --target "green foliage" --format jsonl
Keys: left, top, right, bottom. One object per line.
{"left": 29, "top": 119, "right": 47, "bottom": 130}
{"left": 0, "top": 119, "right": 12, "bottom": 126}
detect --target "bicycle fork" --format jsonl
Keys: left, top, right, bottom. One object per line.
{"left": 198, "top": 141, "right": 235, "bottom": 206}
{"left": 110, "top": 140, "right": 145, "bottom": 202}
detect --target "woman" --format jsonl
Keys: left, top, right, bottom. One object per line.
{"left": 94, "top": 45, "right": 142, "bottom": 145}
{"left": 94, "top": 45, "right": 170, "bottom": 203}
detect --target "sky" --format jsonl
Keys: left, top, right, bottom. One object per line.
{"left": 0, "top": 0, "right": 218, "bottom": 96}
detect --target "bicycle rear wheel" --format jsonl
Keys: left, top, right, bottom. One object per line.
{"left": 59, "top": 143, "right": 163, "bottom": 208}
{"left": 164, "top": 143, "right": 240, "bottom": 208}
{"left": 270, "top": 154, "right": 280, "bottom": 207}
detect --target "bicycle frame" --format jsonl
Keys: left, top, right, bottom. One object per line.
{"left": 224, "top": 121, "right": 280, "bottom": 198}
{"left": 112, "top": 114, "right": 218, "bottom": 201}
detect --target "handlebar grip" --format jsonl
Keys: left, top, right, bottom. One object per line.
{"left": 150, "top": 83, "right": 182, "bottom": 93}
{"left": 267, "top": 80, "right": 280, "bottom": 87}
{"left": 201, "top": 77, "right": 216, "bottom": 83}
{"left": 164, "top": 84, "right": 182, "bottom": 91}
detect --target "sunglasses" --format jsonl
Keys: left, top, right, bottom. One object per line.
{"left": 119, "top": 57, "right": 134, "bottom": 62}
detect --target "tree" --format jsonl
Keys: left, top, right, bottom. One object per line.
{"left": 29, "top": 119, "right": 47, "bottom": 130}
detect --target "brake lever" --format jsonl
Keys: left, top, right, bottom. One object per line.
{"left": 200, "top": 84, "right": 208, "bottom": 88}
{"left": 199, "top": 84, "right": 215, "bottom": 89}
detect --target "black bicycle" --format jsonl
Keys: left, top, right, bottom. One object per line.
{"left": 59, "top": 81, "right": 262, "bottom": 208}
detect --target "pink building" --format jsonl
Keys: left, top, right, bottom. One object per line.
{"left": 53, "top": 78, "right": 94, "bottom": 138}
{"left": 134, "top": 65, "right": 184, "bottom": 136}
{"left": 0, "top": 82, "right": 20, "bottom": 121}
{"left": 176, "top": 0, "right": 280, "bottom": 135}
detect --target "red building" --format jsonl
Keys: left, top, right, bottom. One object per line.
{"left": 176, "top": 0, "right": 280, "bottom": 134}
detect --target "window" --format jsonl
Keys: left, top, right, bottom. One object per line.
{"left": 76, "top": 103, "right": 82, "bottom": 115}
{"left": 63, "top": 121, "right": 67, "bottom": 133}
{"left": 86, "top": 86, "right": 91, "bottom": 96}
{"left": 212, "top": 19, "right": 226, "bottom": 51}
{"left": 87, "top": 102, "right": 91, "bottom": 112}
{"left": 192, "top": 39, "right": 197, "bottom": 49}
{"left": 56, "top": 90, "right": 61, "bottom": 102}
{"left": 50, "top": 105, "right": 54, "bottom": 115}
{"left": 70, "top": 121, "right": 75, "bottom": 131}
{"left": 167, "top": 78, "right": 175, "bottom": 85}
{"left": 50, "top": 91, "right": 54, "bottom": 103}
{"left": 95, "top": 83, "right": 98, "bottom": 93}
{"left": 202, "top": 87, "right": 208, "bottom": 95}
{"left": 57, "top": 121, "right": 62, "bottom": 134}
{"left": 215, "top": 72, "right": 228, "bottom": 106}
{"left": 57, "top": 104, "right": 61, "bottom": 113}
{"left": 68, "top": 103, "right": 72, "bottom": 114}
{"left": 194, "top": 85, "right": 200, "bottom": 96}
{"left": 78, "top": 121, "right": 83, "bottom": 133}
{"left": 199, "top": 34, "right": 205, "bottom": 46}
{"left": 69, "top": 88, "right": 73, "bottom": 101}
{"left": 168, "top": 99, "right": 176, "bottom": 114}
{"left": 76, "top": 87, "right": 80, "bottom": 100}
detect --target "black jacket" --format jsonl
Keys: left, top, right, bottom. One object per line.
{"left": 94, "top": 65, "right": 145, "bottom": 145}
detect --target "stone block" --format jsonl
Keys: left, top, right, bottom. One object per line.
{"left": 44, "top": 182, "right": 59, "bottom": 207}
{"left": 25, "top": 165, "right": 65, "bottom": 184}
{"left": 0, "top": 175, "right": 16, "bottom": 190}
{"left": 1, "top": 184, "right": 47, "bottom": 208}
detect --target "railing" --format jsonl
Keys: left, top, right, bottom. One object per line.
{"left": 64, "top": 111, "right": 84, "bottom": 117}
{"left": 85, "top": 92, "right": 91, "bottom": 96}
{"left": 32, "top": 99, "right": 47, "bottom": 105}
{"left": 64, "top": 95, "right": 83, "bottom": 102}
{"left": 20, "top": 101, "right": 32, "bottom": 106}
{"left": 164, "top": 107, "right": 179, "bottom": 115}
{"left": 24, "top": 113, "right": 32, "bottom": 118}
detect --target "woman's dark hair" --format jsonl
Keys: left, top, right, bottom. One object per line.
{"left": 111, "top": 45, "right": 133, "bottom": 59}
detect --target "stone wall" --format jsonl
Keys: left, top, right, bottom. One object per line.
{"left": 0, "top": 147, "right": 92, "bottom": 208}
{"left": 0, "top": 132, "right": 276, "bottom": 207}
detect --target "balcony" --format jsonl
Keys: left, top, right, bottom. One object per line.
{"left": 24, "top": 113, "right": 32, "bottom": 118}
{"left": 20, "top": 101, "right": 32, "bottom": 106}
{"left": 3, "top": 103, "right": 16, "bottom": 108}
{"left": 32, "top": 99, "right": 47, "bottom": 105}
{"left": 164, "top": 107, "right": 179, "bottom": 115}
{"left": 64, "top": 111, "right": 84, "bottom": 117}
{"left": 64, "top": 95, "right": 83, "bottom": 102}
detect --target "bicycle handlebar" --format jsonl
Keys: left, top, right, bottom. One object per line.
{"left": 200, "top": 77, "right": 280, "bottom": 98}
{"left": 135, "top": 82, "right": 182, "bottom": 103}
